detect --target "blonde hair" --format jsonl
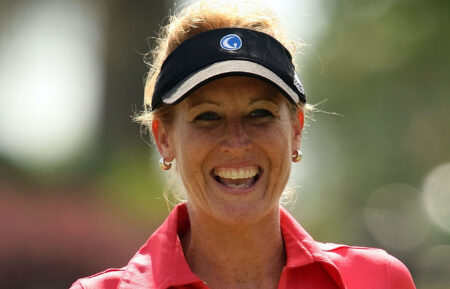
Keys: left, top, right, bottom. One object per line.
{"left": 134, "top": 0, "right": 304, "bottom": 130}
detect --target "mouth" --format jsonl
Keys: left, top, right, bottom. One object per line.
{"left": 211, "top": 165, "right": 262, "bottom": 189}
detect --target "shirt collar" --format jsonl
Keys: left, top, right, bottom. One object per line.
{"left": 118, "top": 203, "right": 346, "bottom": 289}
{"left": 118, "top": 204, "right": 201, "bottom": 289}
{"left": 280, "top": 206, "right": 347, "bottom": 289}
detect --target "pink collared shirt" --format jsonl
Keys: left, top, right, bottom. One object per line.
{"left": 70, "top": 203, "right": 416, "bottom": 289}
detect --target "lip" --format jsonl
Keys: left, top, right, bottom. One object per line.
{"left": 210, "top": 163, "right": 263, "bottom": 194}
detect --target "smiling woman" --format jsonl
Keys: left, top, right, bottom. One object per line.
{"left": 157, "top": 77, "right": 300, "bottom": 227}
{"left": 70, "top": 0, "right": 416, "bottom": 288}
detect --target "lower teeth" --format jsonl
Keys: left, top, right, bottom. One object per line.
{"left": 226, "top": 183, "right": 251, "bottom": 188}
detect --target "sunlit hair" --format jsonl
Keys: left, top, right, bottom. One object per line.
{"left": 134, "top": 0, "right": 309, "bottom": 205}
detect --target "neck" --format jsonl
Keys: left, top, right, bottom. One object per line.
{"left": 181, "top": 206, "right": 285, "bottom": 289}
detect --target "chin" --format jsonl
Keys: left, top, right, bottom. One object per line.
{"left": 205, "top": 198, "right": 279, "bottom": 226}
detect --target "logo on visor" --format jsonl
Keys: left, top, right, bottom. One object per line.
{"left": 220, "top": 34, "right": 242, "bottom": 51}
{"left": 293, "top": 73, "right": 305, "bottom": 95}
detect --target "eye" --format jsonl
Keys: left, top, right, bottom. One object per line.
{"left": 249, "top": 109, "right": 274, "bottom": 118}
{"left": 194, "top": 111, "right": 220, "bottom": 121}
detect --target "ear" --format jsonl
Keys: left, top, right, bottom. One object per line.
{"left": 298, "top": 109, "right": 305, "bottom": 131}
{"left": 292, "top": 110, "right": 304, "bottom": 150}
{"left": 152, "top": 119, "right": 174, "bottom": 161}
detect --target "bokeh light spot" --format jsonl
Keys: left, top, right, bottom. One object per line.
{"left": 0, "top": 1, "right": 103, "bottom": 169}
{"left": 423, "top": 162, "right": 450, "bottom": 233}
{"left": 364, "top": 183, "right": 429, "bottom": 251}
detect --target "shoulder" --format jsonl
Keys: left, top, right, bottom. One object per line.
{"left": 319, "top": 242, "right": 416, "bottom": 289}
{"left": 69, "top": 268, "right": 125, "bottom": 289}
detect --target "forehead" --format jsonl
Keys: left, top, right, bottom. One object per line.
{"left": 184, "top": 76, "right": 285, "bottom": 106}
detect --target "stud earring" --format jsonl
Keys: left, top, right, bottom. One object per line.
{"left": 292, "top": 150, "right": 303, "bottom": 163}
{"left": 159, "top": 158, "right": 173, "bottom": 170}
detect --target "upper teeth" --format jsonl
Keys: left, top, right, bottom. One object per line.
{"left": 214, "top": 166, "right": 259, "bottom": 179}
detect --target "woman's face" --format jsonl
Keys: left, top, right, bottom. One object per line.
{"left": 154, "top": 76, "right": 303, "bottom": 225}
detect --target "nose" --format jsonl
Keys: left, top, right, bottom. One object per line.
{"left": 219, "top": 118, "right": 252, "bottom": 155}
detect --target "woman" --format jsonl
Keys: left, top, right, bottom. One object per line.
{"left": 71, "top": 1, "right": 416, "bottom": 288}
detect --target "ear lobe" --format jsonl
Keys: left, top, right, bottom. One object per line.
{"left": 152, "top": 119, "right": 173, "bottom": 159}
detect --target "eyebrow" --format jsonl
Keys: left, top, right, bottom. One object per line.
{"left": 249, "top": 96, "right": 280, "bottom": 106}
{"left": 187, "top": 100, "right": 221, "bottom": 109}
{"left": 186, "top": 90, "right": 282, "bottom": 108}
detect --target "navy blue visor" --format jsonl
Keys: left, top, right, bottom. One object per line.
{"left": 151, "top": 28, "right": 306, "bottom": 110}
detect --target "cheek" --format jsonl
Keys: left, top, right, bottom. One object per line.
{"left": 178, "top": 127, "right": 220, "bottom": 157}
{"left": 174, "top": 125, "right": 216, "bottom": 175}
{"left": 249, "top": 121, "right": 293, "bottom": 155}
{"left": 250, "top": 121, "right": 293, "bottom": 184}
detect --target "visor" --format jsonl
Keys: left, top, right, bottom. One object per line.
{"left": 151, "top": 28, "right": 306, "bottom": 110}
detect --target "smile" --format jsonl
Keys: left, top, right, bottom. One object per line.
{"left": 212, "top": 166, "right": 261, "bottom": 189}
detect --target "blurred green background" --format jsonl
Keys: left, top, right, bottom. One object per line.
{"left": 0, "top": 0, "right": 449, "bottom": 288}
